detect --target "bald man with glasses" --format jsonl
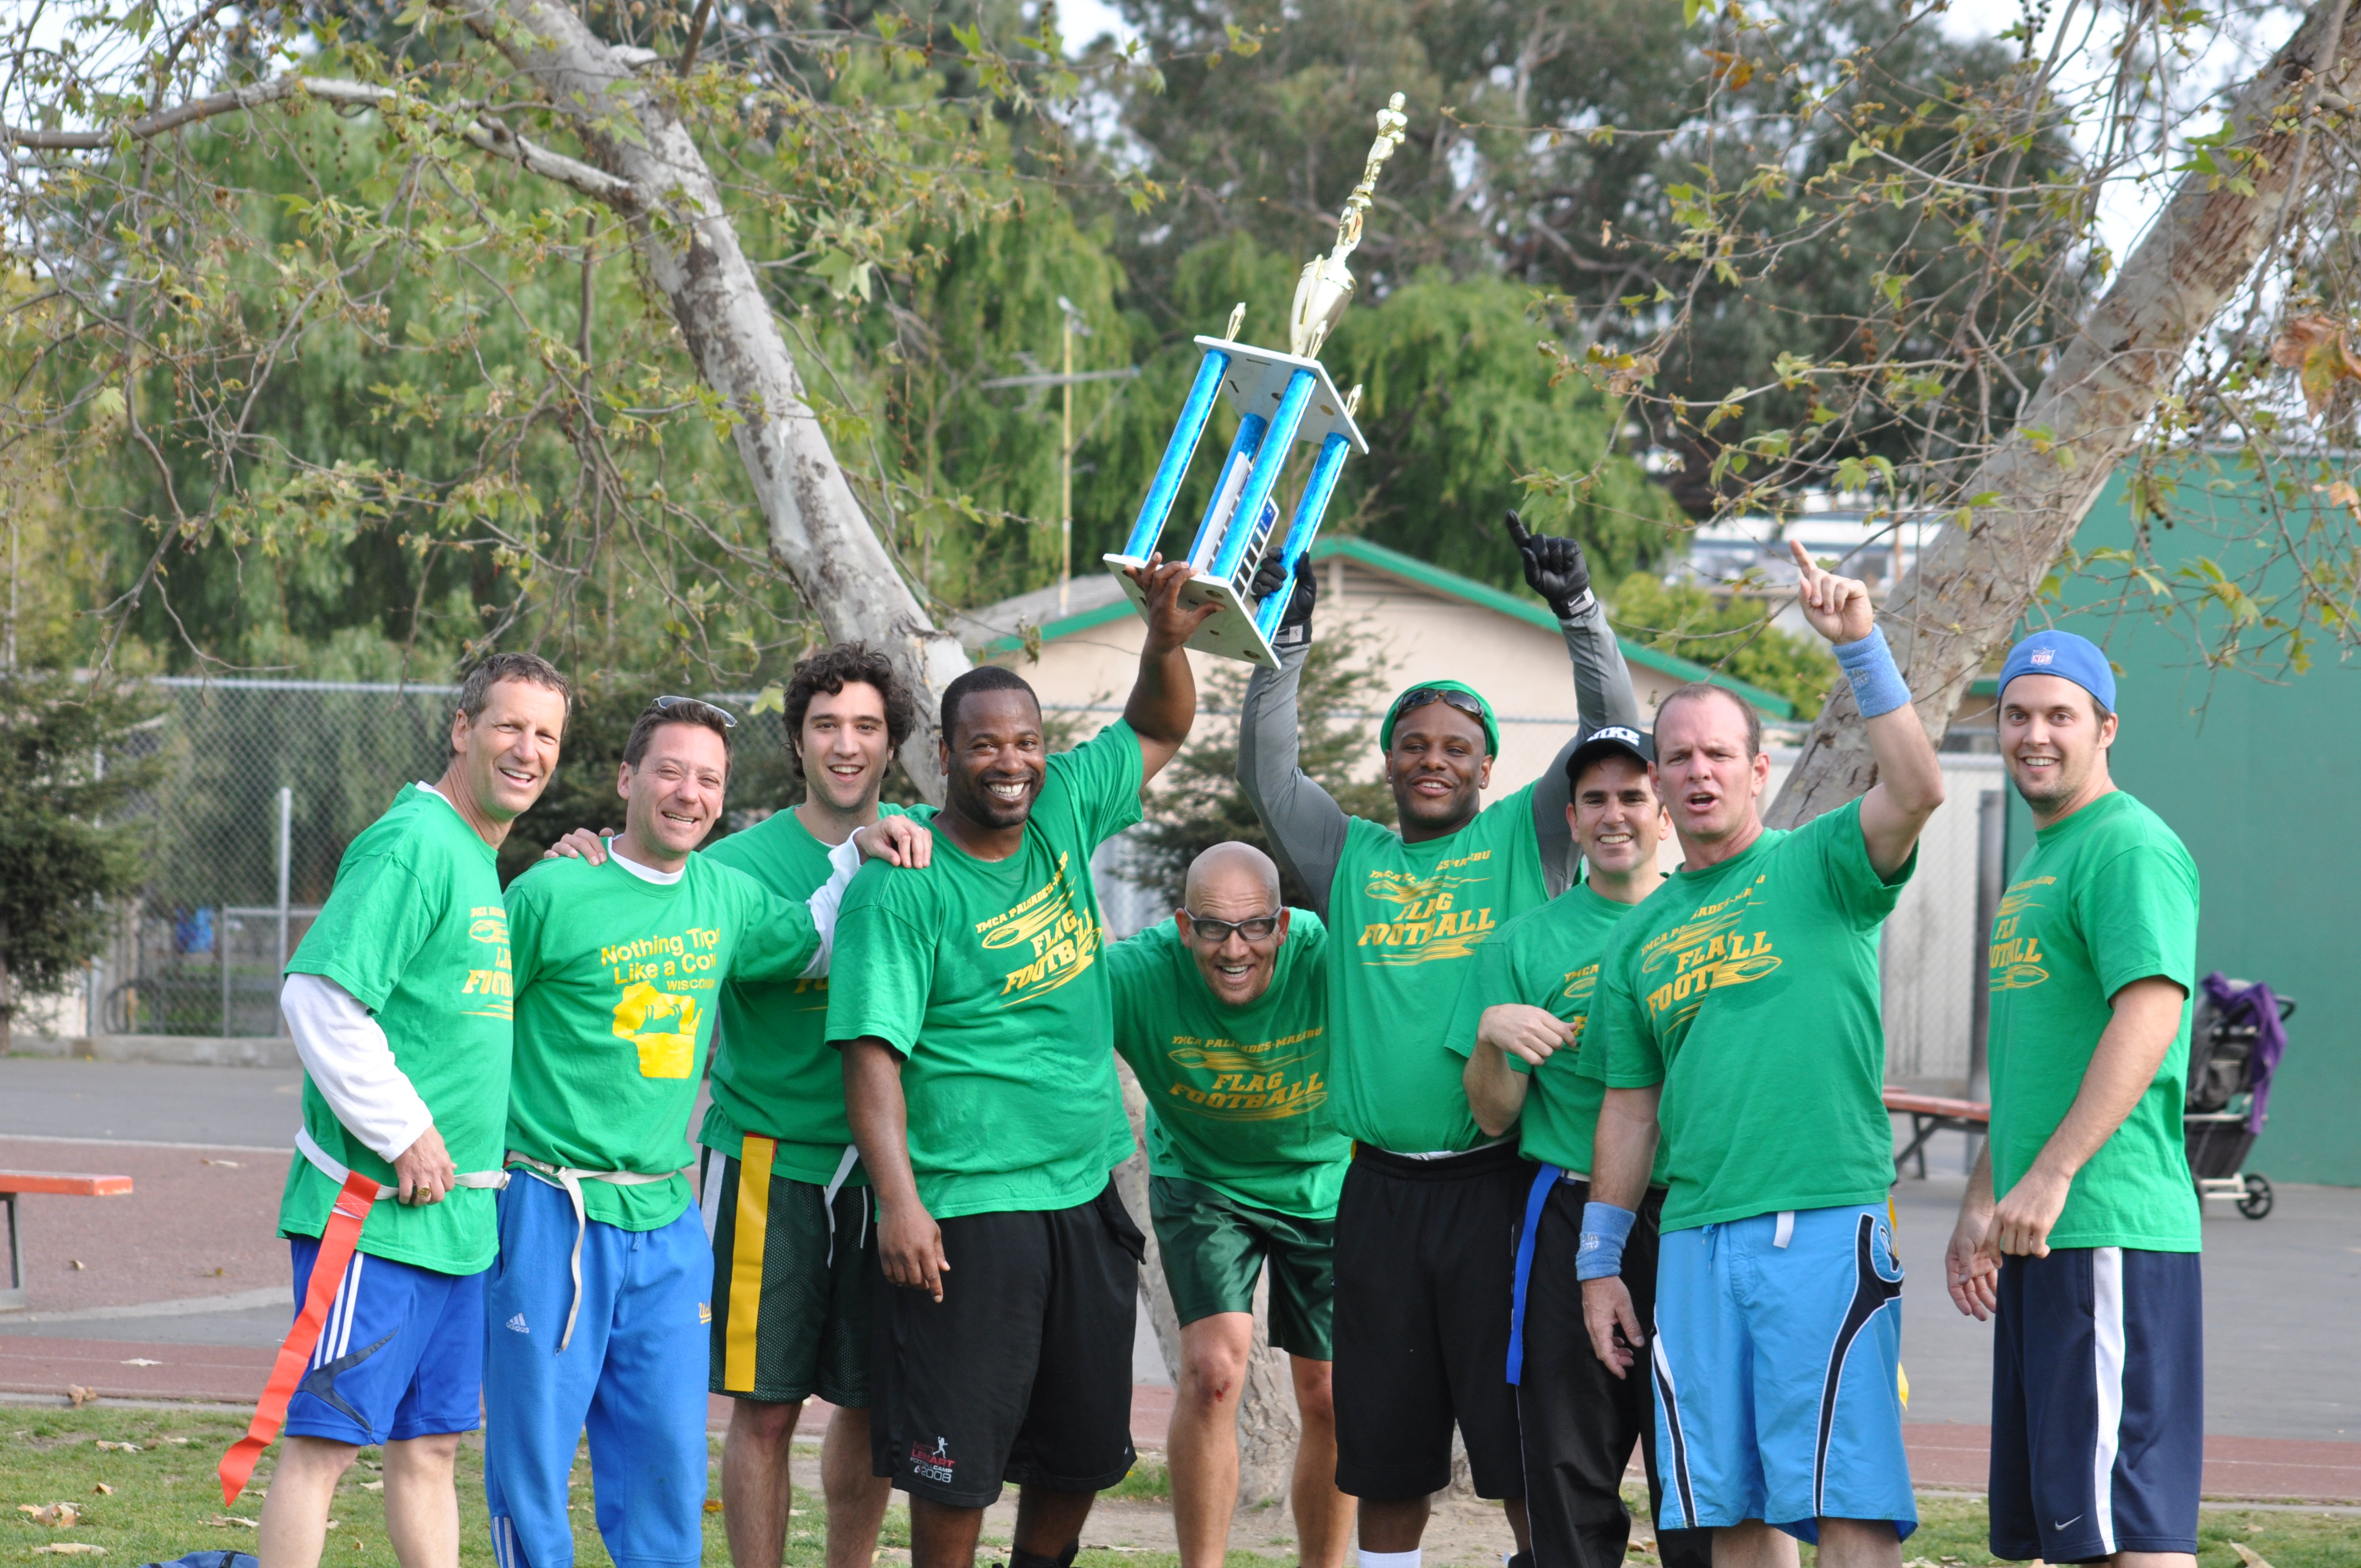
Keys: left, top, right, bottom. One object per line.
{"left": 1105, "top": 842, "right": 1354, "bottom": 1568}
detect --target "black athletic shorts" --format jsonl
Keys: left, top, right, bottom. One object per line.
{"left": 868, "top": 1180, "right": 1144, "bottom": 1508}
{"left": 1332, "top": 1140, "right": 1532, "bottom": 1501}
{"left": 1514, "top": 1173, "right": 1711, "bottom": 1568}
{"left": 700, "top": 1145, "right": 874, "bottom": 1407}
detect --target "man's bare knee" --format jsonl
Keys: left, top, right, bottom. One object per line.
{"left": 1287, "top": 1357, "right": 1335, "bottom": 1427}
{"left": 1179, "top": 1345, "right": 1247, "bottom": 1413}
{"left": 733, "top": 1396, "right": 804, "bottom": 1445}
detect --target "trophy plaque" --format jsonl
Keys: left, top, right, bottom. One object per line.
{"left": 1103, "top": 92, "right": 1409, "bottom": 667}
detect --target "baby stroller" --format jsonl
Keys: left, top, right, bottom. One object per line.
{"left": 2183, "top": 972, "right": 2292, "bottom": 1221}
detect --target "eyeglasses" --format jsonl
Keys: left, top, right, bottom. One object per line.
{"left": 1391, "top": 687, "right": 1488, "bottom": 727}
{"left": 653, "top": 694, "right": 738, "bottom": 728}
{"left": 1183, "top": 911, "right": 1281, "bottom": 944}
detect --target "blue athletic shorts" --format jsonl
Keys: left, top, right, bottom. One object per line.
{"left": 483, "top": 1172, "right": 714, "bottom": 1568}
{"left": 1651, "top": 1204, "right": 1916, "bottom": 1542}
{"left": 1990, "top": 1246, "right": 2202, "bottom": 1562}
{"left": 282, "top": 1235, "right": 485, "bottom": 1445}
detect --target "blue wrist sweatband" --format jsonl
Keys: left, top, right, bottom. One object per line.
{"left": 1575, "top": 1202, "right": 1638, "bottom": 1281}
{"left": 1835, "top": 624, "right": 1911, "bottom": 718}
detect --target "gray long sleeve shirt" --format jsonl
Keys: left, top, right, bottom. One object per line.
{"left": 1237, "top": 595, "right": 1641, "bottom": 918}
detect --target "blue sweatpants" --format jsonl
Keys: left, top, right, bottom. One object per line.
{"left": 483, "top": 1174, "right": 713, "bottom": 1568}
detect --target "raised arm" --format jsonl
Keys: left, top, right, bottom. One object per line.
{"left": 1237, "top": 556, "right": 1348, "bottom": 917}
{"left": 1508, "top": 515, "right": 1641, "bottom": 893}
{"left": 1122, "top": 556, "right": 1222, "bottom": 785}
{"left": 1789, "top": 540, "right": 1944, "bottom": 876}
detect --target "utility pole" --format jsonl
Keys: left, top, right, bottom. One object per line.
{"left": 1056, "top": 295, "right": 1092, "bottom": 616}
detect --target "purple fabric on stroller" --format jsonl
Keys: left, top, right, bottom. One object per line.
{"left": 2200, "top": 972, "right": 2287, "bottom": 1134}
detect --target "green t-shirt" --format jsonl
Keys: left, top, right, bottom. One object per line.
{"left": 1445, "top": 880, "right": 1671, "bottom": 1184}
{"left": 825, "top": 722, "right": 1144, "bottom": 1219}
{"left": 1592, "top": 799, "right": 1913, "bottom": 1232}
{"left": 504, "top": 852, "right": 825, "bottom": 1230}
{"left": 278, "top": 785, "right": 513, "bottom": 1273}
{"left": 698, "top": 803, "right": 907, "bottom": 1185}
{"left": 1987, "top": 790, "right": 2201, "bottom": 1251}
{"left": 1324, "top": 787, "right": 1551, "bottom": 1153}
{"left": 1105, "top": 913, "right": 1348, "bottom": 1219}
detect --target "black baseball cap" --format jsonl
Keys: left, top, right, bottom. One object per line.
{"left": 1565, "top": 724, "right": 1655, "bottom": 790}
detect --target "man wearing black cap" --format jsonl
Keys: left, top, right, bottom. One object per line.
{"left": 1237, "top": 516, "right": 1639, "bottom": 1568}
{"left": 1452, "top": 725, "right": 1709, "bottom": 1568}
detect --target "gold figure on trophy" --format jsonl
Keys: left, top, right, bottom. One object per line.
{"left": 1287, "top": 91, "right": 1410, "bottom": 361}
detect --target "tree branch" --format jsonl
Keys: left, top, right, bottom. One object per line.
{"left": 3, "top": 74, "right": 639, "bottom": 208}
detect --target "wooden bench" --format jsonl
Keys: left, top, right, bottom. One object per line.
{"left": 0, "top": 1172, "right": 134, "bottom": 1311}
{"left": 1883, "top": 1089, "right": 1989, "bottom": 1179}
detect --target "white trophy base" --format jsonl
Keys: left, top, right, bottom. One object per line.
{"left": 1103, "top": 554, "right": 1280, "bottom": 669}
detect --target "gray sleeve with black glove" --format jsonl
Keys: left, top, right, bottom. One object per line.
{"left": 1238, "top": 555, "right": 1346, "bottom": 918}
{"left": 1505, "top": 511, "right": 1642, "bottom": 895}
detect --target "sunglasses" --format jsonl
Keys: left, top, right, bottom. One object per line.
{"left": 1183, "top": 911, "right": 1282, "bottom": 944}
{"left": 652, "top": 694, "right": 738, "bottom": 728}
{"left": 1391, "top": 687, "right": 1488, "bottom": 727}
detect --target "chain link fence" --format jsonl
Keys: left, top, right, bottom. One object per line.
{"left": 79, "top": 685, "right": 1998, "bottom": 1074}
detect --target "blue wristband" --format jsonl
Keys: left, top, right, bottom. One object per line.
{"left": 1834, "top": 624, "right": 1911, "bottom": 718}
{"left": 1575, "top": 1201, "right": 1638, "bottom": 1281}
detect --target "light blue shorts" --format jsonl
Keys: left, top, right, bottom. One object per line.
{"left": 1651, "top": 1204, "right": 1916, "bottom": 1542}
{"left": 483, "top": 1174, "right": 714, "bottom": 1568}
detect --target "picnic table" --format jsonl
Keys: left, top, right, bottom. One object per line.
{"left": 1, "top": 1170, "right": 135, "bottom": 1311}
{"left": 1883, "top": 1088, "right": 1989, "bottom": 1180}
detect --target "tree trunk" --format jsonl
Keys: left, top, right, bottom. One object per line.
{"left": 1768, "top": 0, "right": 2361, "bottom": 826}
{"left": 1113, "top": 1059, "right": 1301, "bottom": 1504}
{"left": 460, "top": 0, "right": 971, "bottom": 798}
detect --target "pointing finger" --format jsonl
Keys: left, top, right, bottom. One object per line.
{"left": 1504, "top": 509, "right": 1532, "bottom": 548}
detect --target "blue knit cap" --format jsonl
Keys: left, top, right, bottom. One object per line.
{"left": 1999, "top": 629, "right": 2117, "bottom": 713}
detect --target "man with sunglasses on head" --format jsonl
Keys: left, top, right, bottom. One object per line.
{"left": 1237, "top": 514, "right": 1641, "bottom": 1568}
{"left": 487, "top": 695, "right": 929, "bottom": 1568}
{"left": 1105, "top": 841, "right": 1354, "bottom": 1568}
{"left": 551, "top": 647, "right": 920, "bottom": 1568}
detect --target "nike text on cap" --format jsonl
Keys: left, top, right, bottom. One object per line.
{"left": 1566, "top": 723, "right": 1656, "bottom": 790}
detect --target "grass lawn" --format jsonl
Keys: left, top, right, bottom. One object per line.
{"left": 3, "top": 1407, "right": 2354, "bottom": 1567}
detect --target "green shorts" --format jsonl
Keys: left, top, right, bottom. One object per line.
{"left": 1149, "top": 1174, "right": 1335, "bottom": 1361}
{"left": 700, "top": 1141, "right": 872, "bottom": 1407}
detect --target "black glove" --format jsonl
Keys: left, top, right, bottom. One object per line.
{"left": 1249, "top": 551, "right": 1317, "bottom": 651}
{"left": 1505, "top": 510, "right": 1592, "bottom": 618}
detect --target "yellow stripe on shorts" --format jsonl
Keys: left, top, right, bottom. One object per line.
{"left": 723, "top": 1135, "right": 775, "bottom": 1392}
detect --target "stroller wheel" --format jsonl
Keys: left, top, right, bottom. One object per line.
{"left": 2237, "top": 1174, "right": 2273, "bottom": 1220}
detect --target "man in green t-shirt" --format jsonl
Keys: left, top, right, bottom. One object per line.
{"left": 828, "top": 558, "right": 1214, "bottom": 1568}
{"left": 252, "top": 653, "right": 570, "bottom": 1568}
{"left": 1581, "top": 542, "right": 1945, "bottom": 1562}
{"left": 701, "top": 645, "right": 913, "bottom": 1568}
{"left": 1106, "top": 841, "right": 1353, "bottom": 1568}
{"left": 1942, "top": 630, "right": 2202, "bottom": 1568}
{"left": 1577, "top": 543, "right": 1945, "bottom": 1558}
{"left": 1449, "top": 726, "right": 1708, "bottom": 1568}
{"left": 1236, "top": 515, "right": 1638, "bottom": 1565}
{"left": 485, "top": 696, "right": 927, "bottom": 1568}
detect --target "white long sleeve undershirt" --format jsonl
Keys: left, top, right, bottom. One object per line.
{"left": 281, "top": 971, "right": 433, "bottom": 1164}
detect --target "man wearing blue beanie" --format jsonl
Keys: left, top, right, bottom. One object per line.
{"left": 1944, "top": 629, "right": 2204, "bottom": 1568}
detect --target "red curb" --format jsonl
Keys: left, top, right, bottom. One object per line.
{"left": 1906, "top": 1423, "right": 2361, "bottom": 1502}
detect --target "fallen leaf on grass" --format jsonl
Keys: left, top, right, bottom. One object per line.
{"left": 18, "top": 1503, "right": 82, "bottom": 1526}
{"left": 159, "top": 1438, "right": 192, "bottom": 1447}
{"left": 88, "top": 1485, "right": 111, "bottom": 1498}
{"left": 360, "top": 1481, "right": 383, "bottom": 1493}
{"left": 90, "top": 1441, "right": 138, "bottom": 1453}
{"left": 2232, "top": 1546, "right": 2277, "bottom": 1568}
{"left": 209, "top": 1514, "right": 260, "bottom": 1529}
{"left": 704, "top": 1500, "right": 723, "bottom": 1513}
{"left": 69, "top": 1260, "right": 84, "bottom": 1271}
{"left": 65, "top": 1388, "right": 97, "bottom": 1409}
{"left": 32, "top": 1545, "right": 106, "bottom": 1555}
